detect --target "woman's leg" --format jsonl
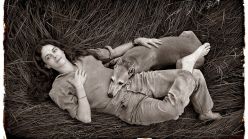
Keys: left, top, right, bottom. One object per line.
{"left": 129, "top": 43, "right": 221, "bottom": 125}
{"left": 190, "top": 69, "right": 222, "bottom": 120}
{"left": 176, "top": 58, "right": 204, "bottom": 69}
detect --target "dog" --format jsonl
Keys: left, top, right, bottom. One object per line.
{"left": 107, "top": 31, "right": 205, "bottom": 98}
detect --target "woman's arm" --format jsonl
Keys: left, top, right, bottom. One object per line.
{"left": 105, "top": 42, "right": 133, "bottom": 59}
{"left": 87, "top": 37, "right": 162, "bottom": 65}
{"left": 75, "top": 85, "right": 91, "bottom": 123}
{"left": 68, "top": 69, "right": 91, "bottom": 123}
{"left": 107, "top": 37, "right": 162, "bottom": 59}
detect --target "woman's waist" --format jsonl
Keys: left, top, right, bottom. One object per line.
{"left": 85, "top": 84, "right": 112, "bottom": 108}
{"left": 97, "top": 87, "right": 146, "bottom": 117}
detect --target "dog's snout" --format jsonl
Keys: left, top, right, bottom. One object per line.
{"left": 108, "top": 93, "right": 113, "bottom": 98}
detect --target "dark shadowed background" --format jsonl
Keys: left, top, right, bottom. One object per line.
{"left": 4, "top": 0, "right": 244, "bottom": 138}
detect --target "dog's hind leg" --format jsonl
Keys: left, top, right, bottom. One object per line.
{"left": 179, "top": 31, "right": 202, "bottom": 46}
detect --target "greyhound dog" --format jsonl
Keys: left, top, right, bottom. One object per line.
{"left": 107, "top": 31, "right": 205, "bottom": 98}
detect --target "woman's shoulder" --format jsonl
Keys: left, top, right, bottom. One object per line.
{"left": 77, "top": 55, "right": 96, "bottom": 60}
{"left": 50, "top": 73, "right": 73, "bottom": 93}
{"left": 77, "top": 48, "right": 111, "bottom": 63}
{"left": 76, "top": 55, "right": 100, "bottom": 64}
{"left": 49, "top": 77, "right": 74, "bottom": 102}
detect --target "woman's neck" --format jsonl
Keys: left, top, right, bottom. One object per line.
{"left": 56, "top": 60, "right": 77, "bottom": 74}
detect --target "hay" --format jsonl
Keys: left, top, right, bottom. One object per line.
{"left": 4, "top": 0, "right": 244, "bottom": 138}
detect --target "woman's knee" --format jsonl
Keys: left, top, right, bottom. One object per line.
{"left": 192, "top": 69, "right": 208, "bottom": 89}
{"left": 192, "top": 69, "right": 205, "bottom": 80}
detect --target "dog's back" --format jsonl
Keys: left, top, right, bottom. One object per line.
{"left": 122, "top": 46, "right": 155, "bottom": 72}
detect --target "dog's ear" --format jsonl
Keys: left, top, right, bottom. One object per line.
{"left": 128, "top": 64, "right": 135, "bottom": 77}
{"left": 116, "top": 58, "right": 122, "bottom": 65}
{"left": 105, "top": 57, "right": 121, "bottom": 68}
{"left": 114, "top": 58, "right": 122, "bottom": 68}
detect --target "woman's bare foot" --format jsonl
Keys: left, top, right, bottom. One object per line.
{"left": 199, "top": 111, "right": 222, "bottom": 120}
{"left": 181, "top": 43, "right": 211, "bottom": 73}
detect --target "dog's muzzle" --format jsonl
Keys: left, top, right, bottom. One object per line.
{"left": 108, "top": 82, "right": 124, "bottom": 98}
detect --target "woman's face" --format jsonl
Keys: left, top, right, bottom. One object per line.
{"left": 41, "top": 44, "right": 67, "bottom": 69}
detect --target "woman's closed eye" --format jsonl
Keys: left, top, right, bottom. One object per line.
{"left": 45, "top": 54, "right": 52, "bottom": 60}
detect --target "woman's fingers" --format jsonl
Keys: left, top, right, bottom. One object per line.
{"left": 81, "top": 69, "right": 84, "bottom": 75}
{"left": 74, "top": 69, "right": 78, "bottom": 77}
{"left": 69, "top": 68, "right": 87, "bottom": 87}
{"left": 81, "top": 70, "right": 86, "bottom": 76}
{"left": 74, "top": 69, "right": 83, "bottom": 80}
{"left": 83, "top": 71, "right": 87, "bottom": 78}
{"left": 143, "top": 43, "right": 152, "bottom": 49}
{"left": 135, "top": 37, "right": 162, "bottom": 49}
{"left": 80, "top": 70, "right": 87, "bottom": 84}
{"left": 78, "top": 69, "right": 81, "bottom": 75}
{"left": 83, "top": 72, "right": 87, "bottom": 79}
{"left": 153, "top": 39, "right": 162, "bottom": 45}
{"left": 149, "top": 39, "right": 162, "bottom": 48}
{"left": 148, "top": 41, "right": 159, "bottom": 48}
{"left": 77, "top": 69, "right": 87, "bottom": 81}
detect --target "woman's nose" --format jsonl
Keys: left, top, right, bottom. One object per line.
{"left": 51, "top": 54, "right": 57, "bottom": 59}
{"left": 51, "top": 54, "right": 56, "bottom": 58}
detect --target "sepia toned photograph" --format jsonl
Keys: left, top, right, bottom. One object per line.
{"left": 4, "top": 0, "right": 244, "bottom": 138}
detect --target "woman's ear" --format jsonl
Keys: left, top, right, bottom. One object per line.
{"left": 45, "top": 64, "right": 51, "bottom": 69}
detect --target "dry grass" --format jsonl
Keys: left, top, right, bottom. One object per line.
{"left": 4, "top": 0, "right": 244, "bottom": 138}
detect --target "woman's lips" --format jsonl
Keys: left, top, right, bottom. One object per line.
{"left": 56, "top": 57, "right": 62, "bottom": 62}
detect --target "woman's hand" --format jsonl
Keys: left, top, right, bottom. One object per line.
{"left": 67, "top": 68, "right": 91, "bottom": 123}
{"left": 67, "top": 69, "right": 87, "bottom": 89}
{"left": 134, "top": 37, "right": 162, "bottom": 48}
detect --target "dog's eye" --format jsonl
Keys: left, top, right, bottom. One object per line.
{"left": 118, "top": 82, "right": 124, "bottom": 85}
{"left": 114, "top": 64, "right": 118, "bottom": 68}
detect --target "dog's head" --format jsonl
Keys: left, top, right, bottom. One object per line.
{"left": 107, "top": 58, "right": 135, "bottom": 98}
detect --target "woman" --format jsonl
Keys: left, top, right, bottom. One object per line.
{"left": 33, "top": 37, "right": 221, "bottom": 125}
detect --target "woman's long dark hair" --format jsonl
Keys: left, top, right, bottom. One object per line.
{"left": 31, "top": 39, "right": 94, "bottom": 101}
